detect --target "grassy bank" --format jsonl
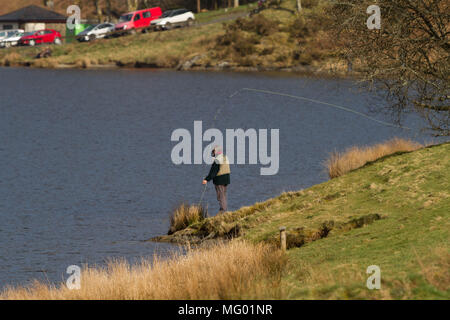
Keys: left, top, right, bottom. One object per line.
{"left": 0, "top": 1, "right": 346, "bottom": 74}
{"left": 157, "top": 141, "right": 449, "bottom": 299}
{"left": 2, "top": 141, "right": 448, "bottom": 299}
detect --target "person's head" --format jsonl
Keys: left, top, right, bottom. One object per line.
{"left": 211, "top": 146, "right": 222, "bottom": 157}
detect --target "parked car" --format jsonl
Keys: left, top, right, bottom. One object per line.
{"left": 77, "top": 23, "right": 115, "bottom": 42}
{"left": 115, "top": 7, "right": 162, "bottom": 32}
{"left": 0, "top": 29, "right": 24, "bottom": 48}
{"left": 151, "top": 9, "right": 195, "bottom": 30}
{"left": 19, "top": 29, "right": 62, "bottom": 46}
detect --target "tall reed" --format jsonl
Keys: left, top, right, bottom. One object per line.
{"left": 325, "top": 138, "right": 422, "bottom": 178}
{"left": 1, "top": 241, "right": 286, "bottom": 300}
{"left": 169, "top": 203, "right": 207, "bottom": 235}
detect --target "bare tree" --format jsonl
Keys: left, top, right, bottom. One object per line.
{"left": 296, "top": 0, "right": 302, "bottom": 12}
{"left": 92, "top": 0, "right": 103, "bottom": 21}
{"left": 127, "top": 0, "right": 139, "bottom": 11}
{"left": 330, "top": 0, "right": 449, "bottom": 136}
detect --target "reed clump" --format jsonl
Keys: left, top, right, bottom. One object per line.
{"left": 325, "top": 138, "right": 423, "bottom": 178}
{"left": 169, "top": 203, "right": 208, "bottom": 235}
{"left": 0, "top": 52, "right": 21, "bottom": 66}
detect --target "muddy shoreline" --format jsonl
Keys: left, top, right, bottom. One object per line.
{"left": 1, "top": 60, "right": 358, "bottom": 79}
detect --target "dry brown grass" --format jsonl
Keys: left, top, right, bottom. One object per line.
{"left": 169, "top": 203, "right": 208, "bottom": 235}
{"left": 32, "top": 58, "right": 59, "bottom": 68}
{"left": 325, "top": 138, "right": 423, "bottom": 179}
{"left": 0, "top": 241, "right": 286, "bottom": 300}
{"left": 0, "top": 52, "right": 21, "bottom": 66}
{"left": 75, "top": 58, "right": 90, "bottom": 69}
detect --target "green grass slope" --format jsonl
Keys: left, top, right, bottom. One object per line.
{"left": 277, "top": 143, "right": 450, "bottom": 299}
{"left": 183, "top": 143, "right": 449, "bottom": 299}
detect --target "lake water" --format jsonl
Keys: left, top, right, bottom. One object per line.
{"left": 0, "top": 67, "right": 438, "bottom": 288}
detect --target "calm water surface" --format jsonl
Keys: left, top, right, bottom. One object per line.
{"left": 0, "top": 67, "right": 437, "bottom": 288}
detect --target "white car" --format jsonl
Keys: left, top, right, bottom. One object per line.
{"left": 0, "top": 29, "right": 24, "bottom": 48}
{"left": 151, "top": 9, "right": 195, "bottom": 30}
{"left": 77, "top": 23, "right": 115, "bottom": 42}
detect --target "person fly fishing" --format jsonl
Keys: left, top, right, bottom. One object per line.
{"left": 202, "top": 146, "right": 230, "bottom": 213}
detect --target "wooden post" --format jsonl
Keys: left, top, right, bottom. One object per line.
{"left": 280, "top": 226, "right": 286, "bottom": 251}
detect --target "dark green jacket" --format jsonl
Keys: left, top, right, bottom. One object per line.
{"left": 205, "top": 161, "right": 230, "bottom": 185}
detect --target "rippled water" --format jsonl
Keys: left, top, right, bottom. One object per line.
{"left": 0, "top": 67, "right": 437, "bottom": 288}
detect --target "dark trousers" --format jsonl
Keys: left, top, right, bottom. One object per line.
{"left": 214, "top": 184, "right": 228, "bottom": 212}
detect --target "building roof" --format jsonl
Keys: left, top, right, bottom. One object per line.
{"left": 0, "top": 5, "right": 66, "bottom": 23}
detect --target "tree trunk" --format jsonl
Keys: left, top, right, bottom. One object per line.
{"left": 127, "top": 0, "right": 138, "bottom": 11}
{"left": 234, "top": 0, "right": 239, "bottom": 8}
{"left": 297, "top": 0, "right": 302, "bottom": 12}
{"left": 92, "top": 0, "right": 102, "bottom": 21}
{"left": 105, "top": 0, "right": 112, "bottom": 20}
{"left": 197, "top": 0, "right": 201, "bottom": 13}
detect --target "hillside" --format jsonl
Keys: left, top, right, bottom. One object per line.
{"left": 0, "top": 1, "right": 251, "bottom": 18}
{"left": 0, "top": 1, "right": 345, "bottom": 74}
{"left": 0, "top": 0, "right": 125, "bottom": 17}
{"left": 160, "top": 142, "right": 450, "bottom": 299}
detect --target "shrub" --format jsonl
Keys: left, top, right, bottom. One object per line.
{"left": 233, "top": 38, "right": 256, "bottom": 56}
{"left": 250, "top": 14, "right": 279, "bottom": 36}
{"left": 228, "top": 15, "right": 279, "bottom": 36}
{"left": 217, "top": 15, "right": 278, "bottom": 47}
{"left": 288, "top": 16, "right": 311, "bottom": 39}
{"left": 302, "top": 0, "right": 320, "bottom": 8}
{"left": 168, "top": 203, "right": 207, "bottom": 235}
{"left": 288, "top": 11, "right": 332, "bottom": 40}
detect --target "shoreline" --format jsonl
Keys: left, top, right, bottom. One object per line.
{"left": 151, "top": 142, "right": 449, "bottom": 247}
{"left": 1, "top": 60, "right": 358, "bottom": 80}
{"left": 0, "top": 2, "right": 354, "bottom": 79}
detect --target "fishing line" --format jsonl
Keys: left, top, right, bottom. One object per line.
{"left": 198, "top": 87, "right": 415, "bottom": 205}
{"left": 197, "top": 86, "right": 419, "bottom": 209}
{"left": 234, "top": 88, "right": 413, "bottom": 130}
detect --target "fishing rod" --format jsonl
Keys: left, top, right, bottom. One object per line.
{"left": 197, "top": 89, "right": 241, "bottom": 207}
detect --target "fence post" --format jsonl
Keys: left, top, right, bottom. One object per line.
{"left": 279, "top": 226, "right": 286, "bottom": 252}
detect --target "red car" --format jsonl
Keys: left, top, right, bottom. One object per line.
{"left": 115, "top": 7, "right": 162, "bottom": 32}
{"left": 19, "top": 29, "right": 62, "bottom": 46}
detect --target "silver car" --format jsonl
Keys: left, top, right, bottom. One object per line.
{"left": 151, "top": 9, "right": 195, "bottom": 30}
{"left": 0, "top": 29, "right": 24, "bottom": 48}
{"left": 77, "top": 23, "right": 115, "bottom": 42}
{"left": 0, "top": 29, "right": 23, "bottom": 48}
